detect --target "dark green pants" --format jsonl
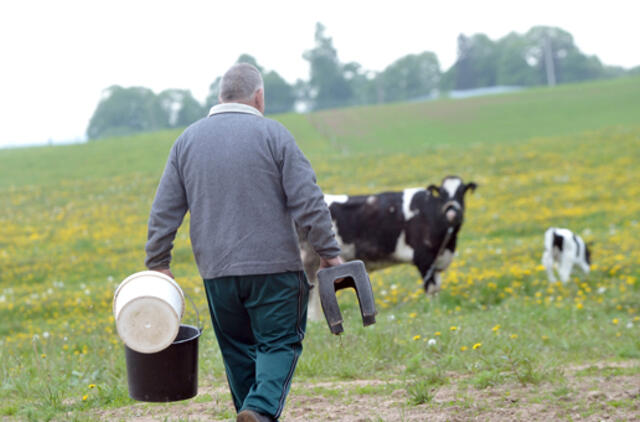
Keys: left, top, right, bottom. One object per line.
{"left": 203, "top": 271, "right": 309, "bottom": 420}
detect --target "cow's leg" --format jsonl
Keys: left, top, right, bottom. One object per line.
{"left": 557, "top": 256, "right": 573, "bottom": 283}
{"left": 542, "top": 250, "right": 557, "bottom": 283}
{"left": 301, "top": 245, "right": 323, "bottom": 322}
{"left": 428, "top": 271, "right": 443, "bottom": 294}
{"left": 306, "top": 267, "right": 324, "bottom": 322}
{"left": 413, "top": 248, "right": 438, "bottom": 293}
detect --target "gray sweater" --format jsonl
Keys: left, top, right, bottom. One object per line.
{"left": 145, "top": 103, "right": 340, "bottom": 279}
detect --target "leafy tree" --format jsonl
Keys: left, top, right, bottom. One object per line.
{"left": 628, "top": 66, "right": 640, "bottom": 75}
{"left": 303, "top": 22, "right": 354, "bottom": 110}
{"left": 438, "top": 67, "right": 456, "bottom": 92}
{"left": 87, "top": 85, "right": 168, "bottom": 140}
{"left": 560, "top": 51, "right": 606, "bottom": 82}
{"left": 345, "top": 64, "right": 379, "bottom": 106}
{"left": 523, "top": 26, "right": 607, "bottom": 84}
{"left": 236, "top": 54, "right": 263, "bottom": 71}
{"left": 158, "top": 89, "right": 205, "bottom": 128}
{"left": 293, "top": 78, "right": 313, "bottom": 112}
{"left": 453, "top": 34, "right": 499, "bottom": 89}
{"left": 442, "top": 26, "right": 612, "bottom": 91}
{"left": 495, "top": 32, "right": 541, "bottom": 86}
{"left": 378, "top": 52, "right": 441, "bottom": 103}
{"left": 262, "top": 70, "right": 295, "bottom": 114}
{"left": 602, "top": 65, "right": 627, "bottom": 78}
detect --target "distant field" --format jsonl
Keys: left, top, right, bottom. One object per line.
{"left": 0, "top": 76, "right": 639, "bottom": 421}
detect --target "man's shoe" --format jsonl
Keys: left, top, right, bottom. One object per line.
{"left": 237, "top": 409, "right": 273, "bottom": 422}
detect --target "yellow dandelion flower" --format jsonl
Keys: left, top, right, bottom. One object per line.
{"left": 409, "top": 312, "right": 417, "bottom": 318}
{"left": 612, "top": 318, "right": 619, "bottom": 325}
{"left": 576, "top": 303, "right": 583, "bottom": 310}
{"left": 412, "top": 335, "right": 421, "bottom": 341}
{"left": 460, "top": 346, "right": 468, "bottom": 351}
{"left": 434, "top": 331, "right": 441, "bottom": 336}
{"left": 492, "top": 324, "right": 500, "bottom": 332}
{"left": 88, "top": 384, "right": 96, "bottom": 389}
{"left": 541, "top": 335, "right": 549, "bottom": 341}
{"left": 616, "top": 332, "right": 622, "bottom": 337}
{"left": 450, "top": 326, "right": 457, "bottom": 331}
{"left": 472, "top": 343, "right": 482, "bottom": 350}
{"left": 40, "top": 354, "right": 46, "bottom": 359}
{"left": 82, "top": 394, "right": 88, "bottom": 401}
{"left": 510, "top": 334, "right": 518, "bottom": 339}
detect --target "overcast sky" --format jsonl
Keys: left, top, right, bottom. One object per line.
{"left": 1, "top": 0, "right": 638, "bottom": 148}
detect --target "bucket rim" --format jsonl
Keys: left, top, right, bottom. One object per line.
{"left": 173, "top": 324, "right": 203, "bottom": 344}
{"left": 113, "top": 270, "right": 185, "bottom": 317}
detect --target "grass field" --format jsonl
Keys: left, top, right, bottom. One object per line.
{"left": 1, "top": 75, "right": 639, "bottom": 421}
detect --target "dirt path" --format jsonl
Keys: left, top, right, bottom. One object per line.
{"left": 95, "top": 361, "right": 640, "bottom": 421}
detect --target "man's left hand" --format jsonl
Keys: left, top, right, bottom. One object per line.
{"left": 150, "top": 267, "right": 175, "bottom": 280}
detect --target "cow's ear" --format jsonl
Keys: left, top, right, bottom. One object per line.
{"left": 464, "top": 182, "right": 478, "bottom": 194}
{"left": 427, "top": 184, "right": 440, "bottom": 196}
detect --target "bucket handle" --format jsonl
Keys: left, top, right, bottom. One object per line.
{"left": 183, "top": 291, "right": 204, "bottom": 333}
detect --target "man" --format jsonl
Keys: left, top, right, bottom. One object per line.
{"left": 144, "top": 63, "right": 343, "bottom": 422}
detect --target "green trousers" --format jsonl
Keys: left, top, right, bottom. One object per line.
{"left": 203, "top": 271, "right": 309, "bottom": 420}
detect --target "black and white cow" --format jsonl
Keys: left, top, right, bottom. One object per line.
{"left": 300, "top": 176, "right": 477, "bottom": 321}
{"left": 542, "top": 227, "right": 592, "bottom": 283}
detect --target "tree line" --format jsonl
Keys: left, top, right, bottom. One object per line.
{"left": 87, "top": 23, "right": 639, "bottom": 140}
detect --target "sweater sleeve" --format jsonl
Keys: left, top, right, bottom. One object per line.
{"left": 144, "top": 142, "right": 188, "bottom": 270}
{"left": 278, "top": 128, "right": 341, "bottom": 259}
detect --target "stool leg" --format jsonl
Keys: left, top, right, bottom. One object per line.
{"left": 318, "top": 272, "right": 344, "bottom": 335}
{"left": 353, "top": 272, "right": 377, "bottom": 326}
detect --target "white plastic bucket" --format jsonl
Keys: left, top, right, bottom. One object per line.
{"left": 113, "top": 271, "right": 185, "bottom": 354}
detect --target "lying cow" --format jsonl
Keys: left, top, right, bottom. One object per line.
{"left": 300, "top": 176, "right": 477, "bottom": 321}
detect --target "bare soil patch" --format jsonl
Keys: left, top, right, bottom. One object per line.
{"left": 95, "top": 360, "right": 640, "bottom": 421}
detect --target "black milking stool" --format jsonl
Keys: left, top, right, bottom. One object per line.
{"left": 317, "top": 260, "right": 377, "bottom": 335}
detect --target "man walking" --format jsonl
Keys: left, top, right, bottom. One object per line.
{"left": 144, "top": 63, "right": 342, "bottom": 422}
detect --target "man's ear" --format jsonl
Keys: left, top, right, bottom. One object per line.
{"left": 427, "top": 184, "right": 440, "bottom": 196}
{"left": 254, "top": 88, "right": 265, "bottom": 114}
{"left": 464, "top": 182, "right": 478, "bottom": 194}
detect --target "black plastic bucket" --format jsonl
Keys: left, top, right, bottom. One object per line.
{"left": 125, "top": 323, "right": 202, "bottom": 402}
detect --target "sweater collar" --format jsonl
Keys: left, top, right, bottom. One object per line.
{"left": 208, "top": 102, "right": 263, "bottom": 117}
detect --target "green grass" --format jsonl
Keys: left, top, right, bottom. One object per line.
{"left": 0, "top": 75, "right": 639, "bottom": 420}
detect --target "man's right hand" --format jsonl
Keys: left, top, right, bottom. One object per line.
{"left": 319, "top": 256, "right": 345, "bottom": 284}
{"left": 319, "top": 256, "right": 344, "bottom": 269}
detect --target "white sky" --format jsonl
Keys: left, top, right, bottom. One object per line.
{"left": 1, "top": 0, "right": 638, "bottom": 148}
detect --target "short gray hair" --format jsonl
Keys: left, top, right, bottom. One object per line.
{"left": 219, "top": 63, "right": 263, "bottom": 102}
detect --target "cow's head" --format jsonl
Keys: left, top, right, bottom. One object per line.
{"left": 427, "top": 176, "right": 477, "bottom": 227}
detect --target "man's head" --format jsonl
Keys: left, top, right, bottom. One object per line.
{"left": 219, "top": 63, "right": 264, "bottom": 113}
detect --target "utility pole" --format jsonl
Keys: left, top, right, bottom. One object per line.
{"left": 544, "top": 35, "right": 556, "bottom": 86}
